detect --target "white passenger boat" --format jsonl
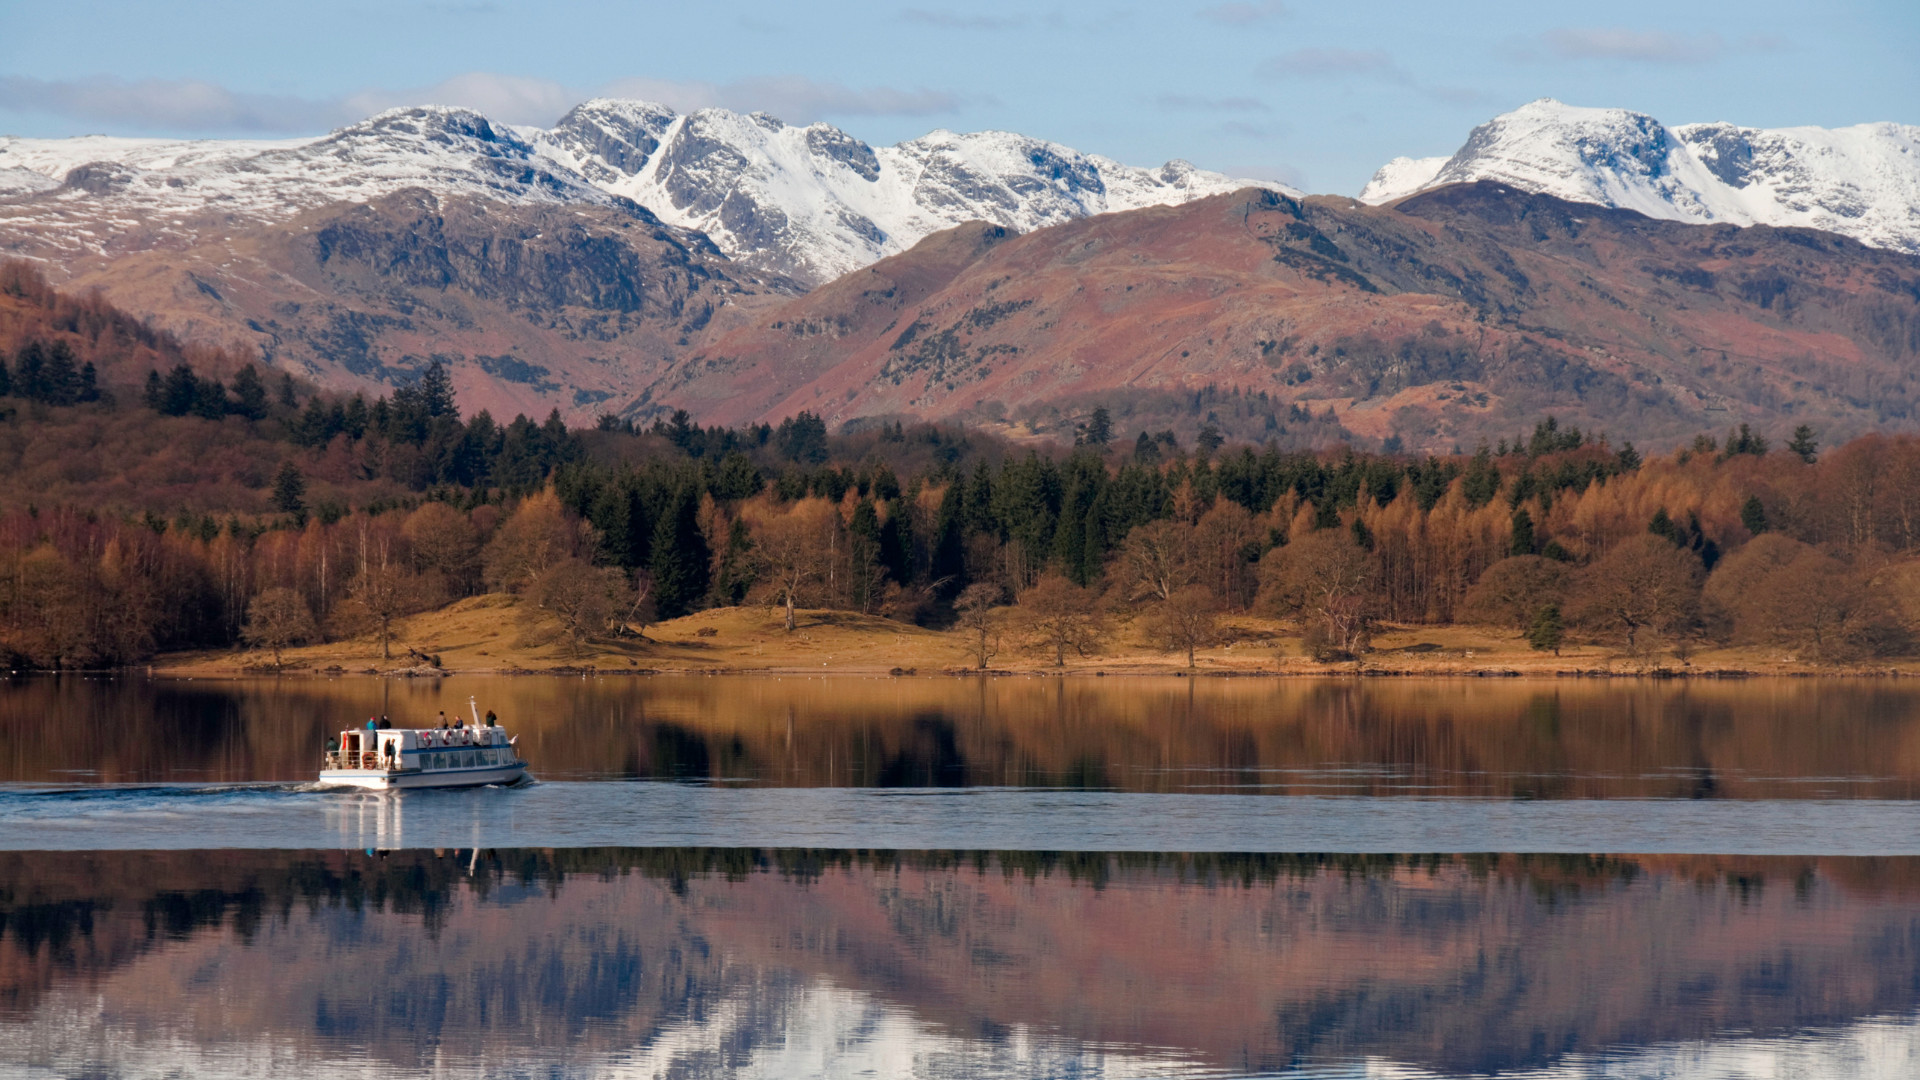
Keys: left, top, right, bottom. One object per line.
{"left": 320, "top": 699, "right": 527, "bottom": 790}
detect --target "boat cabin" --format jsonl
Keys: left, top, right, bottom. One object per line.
{"left": 325, "top": 724, "right": 514, "bottom": 773}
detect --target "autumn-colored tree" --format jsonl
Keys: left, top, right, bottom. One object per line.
{"left": 953, "top": 582, "right": 1004, "bottom": 670}
{"left": 1015, "top": 572, "right": 1104, "bottom": 666}
{"left": 1705, "top": 534, "right": 1895, "bottom": 660}
{"left": 749, "top": 499, "right": 839, "bottom": 631}
{"left": 483, "top": 490, "right": 588, "bottom": 593}
{"left": 1258, "top": 529, "right": 1378, "bottom": 659}
{"left": 1147, "top": 584, "right": 1223, "bottom": 668}
{"left": 1462, "top": 556, "right": 1570, "bottom": 632}
{"left": 525, "top": 558, "right": 624, "bottom": 657}
{"left": 1571, "top": 534, "right": 1703, "bottom": 658}
{"left": 241, "top": 586, "right": 317, "bottom": 669}
{"left": 402, "top": 501, "right": 480, "bottom": 598}
{"left": 1116, "top": 518, "right": 1197, "bottom": 603}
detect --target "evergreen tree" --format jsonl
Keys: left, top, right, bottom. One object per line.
{"left": 42, "top": 342, "right": 78, "bottom": 405}
{"left": 714, "top": 518, "right": 756, "bottom": 605}
{"left": 159, "top": 364, "right": 199, "bottom": 416}
{"left": 76, "top": 361, "right": 99, "bottom": 403}
{"left": 193, "top": 378, "right": 229, "bottom": 420}
{"left": 930, "top": 481, "right": 967, "bottom": 599}
{"left": 1741, "top": 495, "right": 1770, "bottom": 535}
{"left": 1527, "top": 604, "right": 1564, "bottom": 655}
{"left": 271, "top": 462, "right": 307, "bottom": 517}
{"left": 1648, "top": 508, "right": 1679, "bottom": 544}
{"left": 1196, "top": 422, "right": 1224, "bottom": 458}
{"left": 143, "top": 369, "right": 163, "bottom": 410}
{"left": 0, "top": 356, "right": 11, "bottom": 397}
{"left": 649, "top": 483, "right": 710, "bottom": 619}
{"left": 1082, "top": 406, "right": 1113, "bottom": 447}
{"left": 14, "top": 342, "right": 47, "bottom": 403}
{"left": 1461, "top": 447, "right": 1501, "bottom": 508}
{"left": 230, "top": 364, "right": 268, "bottom": 420}
{"left": 1788, "top": 424, "right": 1819, "bottom": 463}
{"left": 1615, "top": 442, "right": 1642, "bottom": 471}
{"left": 1133, "top": 431, "right": 1160, "bottom": 465}
{"left": 1509, "top": 507, "right": 1537, "bottom": 557}
{"left": 277, "top": 372, "right": 297, "bottom": 408}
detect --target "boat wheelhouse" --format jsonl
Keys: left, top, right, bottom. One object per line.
{"left": 320, "top": 700, "right": 527, "bottom": 790}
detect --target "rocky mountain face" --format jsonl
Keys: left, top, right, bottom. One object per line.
{"left": 1361, "top": 99, "right": 1920, "bottom": 256}
{"left": 51, "top": 189, "right": 798, "bottom": 419}
{"left": 647, "top": 183, "right": 1920, "bottom": 451}
{"left": 0, "top": 101, "right": 1276, "bottom": 286}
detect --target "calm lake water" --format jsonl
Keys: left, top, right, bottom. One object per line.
{"left": 9, "top": 674, "right": 1920, "bottom": 1078}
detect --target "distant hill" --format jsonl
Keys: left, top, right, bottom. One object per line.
{"left": 643, "top": 182, "right": 1920, "bottom": 451}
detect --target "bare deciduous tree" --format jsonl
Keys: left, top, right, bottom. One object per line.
{"left": 1572, "top": 534, "right": 1703, "bottom": 659}
{"left": 1147, "top": 584, "right": 1223, "bottom": 668}
{"left": 750, "top": 500, "right": 838, "bottom": 631}
{"left": 1462, "top": 555, "right": 1570, "bottom": 632}
{"left": 1258, "top": 530, "right": 1378, "bottom": 659}
{"left": 242, "top": 586, "right": 317, "bottom": 669}
{"left": 954, "top": 582, "right": 1004, "bottom": 670}
{"left": 1016, "top": 572, "right": 1105, "bottom": 667}
{"left": 526, "top": 558, "right": 624, "bottom": 657}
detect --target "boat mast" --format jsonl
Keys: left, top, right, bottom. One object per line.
{"left": 469, "top": 696, "right": 481, "bottom": 726}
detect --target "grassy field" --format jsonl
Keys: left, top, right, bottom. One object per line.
{"left": 149, "top": 594, "right": 1920, "bottom": 677}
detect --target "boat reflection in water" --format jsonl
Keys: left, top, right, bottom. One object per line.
{"left": 4, "top": 849, "right": 1920, "bottom": 1078}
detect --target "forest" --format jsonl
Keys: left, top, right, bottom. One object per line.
{"left": 1, "top": 326, "right": 1917, "bottom": 668}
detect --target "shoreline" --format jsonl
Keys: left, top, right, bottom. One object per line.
{"left": 72, "top": 595, "right": 1918, "bottom": 681}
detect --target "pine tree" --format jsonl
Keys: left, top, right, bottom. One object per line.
{"left": 193, "top": 378, "right": 229, "bottom": 420}
{"left": 649, "top": 483, "right": 710, "bottom": 619}
{"left": 1741, "top": 495, "right": 1769, "bottom": 535}
{"left": 1509, "top": 507, "right": 1537, "bottom": 557}
{"left": 0, "top": 356, "right": 11, "bottom": 397}
{"left": 930, "top": 482, "right": 967, "bottom": 599}
{"left": 1461, "top": 447, "right": 1501, "bottom": 508}
{"left": 1083, "top": 406, "right": 1113, "bottom": 446}
{"left": 1527, "top": 603, "right": 1564, "bottom": 655}
{"left": 230, "top": 364, "right": 268, "bottom": 420}
{"left": 76, "top": 362, "right": 99, "bottom": 403}
{"left": 14, "top": 342, "right": 47, "bottom": 403}
{"left": 1648, "top": 508, "right": 1679, "bottom": 544}
{"left": 271, "top": 462, "right": 307, "bottom": 517}
{"left": 160, "top": 364, "right": 199, "bottom": 416}
{"left": 1788, "top": 425, "right": 1819, "bottom": 463}
{"left": 143, "top": 369, "right": 163, "bottom": 410}
{"left": 42, "top": 342, "right": 78, "bottom": 405}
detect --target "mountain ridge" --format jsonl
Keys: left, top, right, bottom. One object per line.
{"left": 1361, "top": 99, "right": 1920, "bottom": 257}
{"left": 0, "top": 101, "right": 1282, "bottom": 286}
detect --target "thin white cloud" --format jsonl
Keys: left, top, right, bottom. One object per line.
{"left": 347, "top": 72, "right": 581, "bottom": 126}
{"left": 1197, "top": 0, "right": 1288, "bottom": 26}
{"left": 1256, "top": 48, "right": 1409, "bottom": 82}
{"left": 0, "top": 75, "right": 346, "bottom": 134}
{"left": 598, "top": 74, "right": 963, "bottom": 123}
{"left": 0, "top": 71, "right": 966, "bottom": 136}
{"left": 1157, "top": 94, "right": 1271, "bottom": 113}
{"left": 901, "top": 8, "right": 1025, "bottom": 30}
{"left": 1535, "top": 28, "right": 1726, "bottom": 64}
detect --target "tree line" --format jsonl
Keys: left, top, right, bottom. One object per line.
{"left": 3, "top": 344, "right": 1919, "bottom": 667}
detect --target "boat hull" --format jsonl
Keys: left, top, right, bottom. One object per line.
{"left": 319, "top": 762, "right": 528, "bottom": 790}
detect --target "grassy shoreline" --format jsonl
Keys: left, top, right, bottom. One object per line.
{"left": 140, "top": 594, "right": 1920, "bottom": 679}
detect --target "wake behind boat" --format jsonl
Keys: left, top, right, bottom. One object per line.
{"left": 321, "top": 699, "right": 526, "bottom": 790}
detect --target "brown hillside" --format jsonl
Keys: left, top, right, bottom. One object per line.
{"left": 22, "top": 189, "right": 799, "bottom": 421}
{"left": 650, "top": 183, "right": 1920, "bottom": 449}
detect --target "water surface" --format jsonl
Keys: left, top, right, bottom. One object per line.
{"left": 5, "top": 848, "right": 1920, "bottom": 1079}
{"left": 9, "top": 674, "right": 1920, "bottom": 798}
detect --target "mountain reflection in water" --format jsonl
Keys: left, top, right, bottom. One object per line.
{"left": 4, "top": 850, "right": 1920, "bottom": 1078}
{"left": 10, "top": 674, "right": 1920, "bottom": 797}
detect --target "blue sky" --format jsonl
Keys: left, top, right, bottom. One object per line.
{"left": 2, "top": 0, "right": 1914, "bottom": 195}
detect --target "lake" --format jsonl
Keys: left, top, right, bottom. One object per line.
{"left": 7, "top": 674, "right": 1920, "bottom": 1078}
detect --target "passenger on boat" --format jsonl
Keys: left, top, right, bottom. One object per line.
{"left": 485, "top": 710, "right": 497, "bottom": 725}
{"left": 365, "top": 718, "right": 377, "bottom": 731}
{"left": 378, "top": 716, "right": 392, "bottom": 729}
{"left": 326, "top": 736, "right": 339, "bottom": 755}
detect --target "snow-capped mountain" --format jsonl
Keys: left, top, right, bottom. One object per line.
{"left": 1360, "top": 99, "right": 1920, "bottom": 255}
{"left": 0, "top": 101, "right": 1282, "bottom": 284}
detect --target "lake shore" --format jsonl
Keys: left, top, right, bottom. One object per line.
{"left": 144, "top": 593, "right": 1920, "bottom": 679}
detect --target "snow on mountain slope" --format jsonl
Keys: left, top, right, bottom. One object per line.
{"left": 1359, "top": 99, "right": 1920, "bottom": 254}
{"left": 537, "top": 99, "right": 1286, "bottom": 283}
{"left": 0, "top": 99, "right": 1283, "bottom": 284}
